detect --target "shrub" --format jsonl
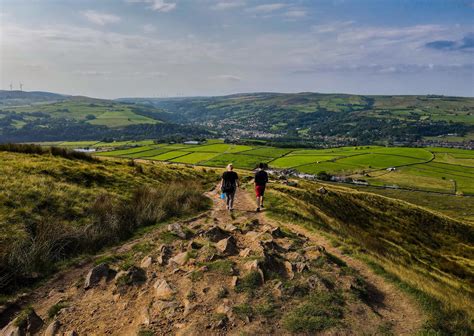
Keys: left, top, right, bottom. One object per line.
{"left": 14, "top": 306, "right": 35, "bottom": 327}
{"left": 137, "top": 329, "right": 154, "bottom": 336}
{"left": 283, "top": 291, "right": 344, "bottom": 333}
{"left": 1, "top": 181, "right": 209, "bottom": 293}
{"left": 199, "top": 260, "right": 235, "bottom": 275}
{"left": 235, "top": 271, "right": 263, "bottom": 293}
{"left": 233, "top": 303, "right": 254, "bottom": 320}
{"left": 48, "top": 301, "right": 69, "bottom": 318}
{"left": 255, "top": 300, "right": 277, "bottom": 318}
{"left": 0, "top": 143, "right": 98, "bottom": 162}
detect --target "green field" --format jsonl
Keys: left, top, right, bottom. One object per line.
{"left": 4, "top": 100, "right": 159, "bottom": 128}
{"left": 202, "top": 153, "right": 272, "bottom": 169}
{"left": 240, "top": 147, "right": 294, "bottom": 157}
{"left": 186, "top": 143, "right": 253, "bottom": 153}
{"left": 270, "top": 155, "right": 340, "bottom": 168}
{"left": 171, "top": 152, "right": 220, "bottom": 164}
{"left": 95, "top": 145, "right": 158, "bottom": 157}
{"left": 40, "top": 141, "right": 474, "bottom": 195}
{"left": 149, "top": 150, "right": 191, "bottom": 161}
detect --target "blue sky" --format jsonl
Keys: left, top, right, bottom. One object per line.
{"left": 1, "top": 0, "right": 473, "bottom": 98}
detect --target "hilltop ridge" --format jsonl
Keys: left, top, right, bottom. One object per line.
{"left": 1, "top": 91, "right": 473, "bottom": 146}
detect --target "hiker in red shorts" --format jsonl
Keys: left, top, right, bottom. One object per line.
{"left": 254, "top": 163, "right": 269, "bottom": 212}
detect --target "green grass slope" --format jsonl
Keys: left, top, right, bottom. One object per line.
{"left": 1, "top": 98, "right": 161, "bottom": 128}
{"left": 265, "top": 180, "right": 474, "bottom": 334}
{"left": 0, "top": 146, "right": 217, "bottom": 293}
{"left": 122, "top": 92, "right": 474, "bottom": 143}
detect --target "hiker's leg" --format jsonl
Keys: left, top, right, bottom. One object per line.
{"left": 229, "top": 190, "right": 235, "bottom": 209}
{"left": 256, "top": 196, "right": 260, "bottom": 208}
{"left": 226, "top": 193, "right": 231, "bottom": 208}
{"left": 260, "top": 195, "right": 264, "bottom": 207}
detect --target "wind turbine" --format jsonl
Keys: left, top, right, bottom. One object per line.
{"left": 9, "top": 83, "right": 12, "bottom": 91}
{"left": 19, "top": 83, "right": 23, "bottom": 91}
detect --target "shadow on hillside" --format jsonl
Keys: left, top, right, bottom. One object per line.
{"left": 364, "top": 279, "right": 387, "bottom": 314}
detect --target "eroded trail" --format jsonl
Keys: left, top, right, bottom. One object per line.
{"left": 9, "top": 186, "right": 424, "bottom": 336}
{"left": 231, "top": 188, "right": 425, "bottom": 335}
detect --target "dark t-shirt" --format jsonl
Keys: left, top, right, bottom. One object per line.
{"left": 222, "top": 171, "right": 239, "bottom": 191}
{"left": 255, "top": 170, "right": 268, "bottom": 186}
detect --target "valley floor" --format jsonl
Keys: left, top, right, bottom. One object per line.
{"left": 6, "top": 185, "right": 425, "bottom": 335}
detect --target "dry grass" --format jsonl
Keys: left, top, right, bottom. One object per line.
{"left": 265, "top": 180, "right": 474, "bottom": 334}
{"left": 0, "top": 150, "right": 216, "bottom": 293}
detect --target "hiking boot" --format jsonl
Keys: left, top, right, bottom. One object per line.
{"left": 256, "top": 207, "right": 260, "bottom": 212}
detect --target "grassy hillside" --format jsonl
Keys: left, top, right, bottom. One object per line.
{"left": 0, "top": 97, "right": 210, "bottom": 142}
{"left": 0, "top": 146, "right": 217, "bottom": 293}
{"left": 2, "top": 98, "right": 160, "bottom": 128}
{"left": 0, "top": 90, "right": 66, "bottom": 107}
{"left": 264, "top": 180, "right": 474, "bottom": 334}
{"left": 346, "top": 185, "right": 474, "bottom": 225}
{"left": 3, "top": 91, "right": 473, "bottom": 144}
{"left": 121, "top": 93, "right": 474, "bottom": 144}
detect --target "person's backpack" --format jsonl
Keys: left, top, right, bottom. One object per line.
{"left": 255, "top": 170, "right": 268, "bottom": 185}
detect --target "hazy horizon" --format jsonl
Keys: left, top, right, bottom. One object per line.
{"left": 3, "top": 89, "right": 474, "bottom": 100}
{"left": 1, "top": 0, "right": 473, "bottom": 98}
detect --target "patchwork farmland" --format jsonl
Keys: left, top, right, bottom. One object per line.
{"left": 51, "top": 140, "right": 474, "bottom": 195}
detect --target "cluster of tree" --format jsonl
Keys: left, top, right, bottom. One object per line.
{"left": 0, "top": 143, "right": 98, "bottom": 162}
{"left": 0, "top": 115, "right": 211, "bottom": 142}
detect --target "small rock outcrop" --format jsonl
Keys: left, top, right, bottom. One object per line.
{"left": 318, "top": 187, "right": 328, "bottom": 194}
{"left": 157, "top": 245, "right": 172, "bottom": 266}
{"left": 216, "top": 236, "right": 239, "bottom": 256}
{"left": 84, "top": 263, "right": 110, "bottom": 289}
{"left": 154, "top": 279, "right": 175, "bottom": 300}
{"left": 203, "top": 226, "right": 230, "bottom": 242}
{"left": 170, "top": 251, "right": 189, "bottom": 266}
{"left": 1, "top": 308, "right": 44, "bottom": 336}
{"left": 168, "top": 223, "right": 191, "bottom": 239}
{"left": 307, "top": 274, "right": 331, "bottom": 290}
{"left": 115, "top": 266, "right": 147, "bottom": 288}
{"left": 44, "top": 319, "right": 61, "bottom": 336}
{"left": 140, "top": 256, "right": 153, "bottom": 268}
{"left": 64, "top": 331, "right": 78, "bottom": 336}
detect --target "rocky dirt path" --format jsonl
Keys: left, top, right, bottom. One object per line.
{"left": 2, "top": 185, "right": 425, "bottom": 336}
{"left": 229, "top": 187, "right": 426, "bottom": 335}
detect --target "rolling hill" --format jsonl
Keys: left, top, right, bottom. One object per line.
{"left": 120, "top": 92, "right": 474, "bottom": 146}
{"left": 2, "top": 91, "right": 473, "bottom": 145}
{"left": 0, "top": 90, "right": 67, "bottom": 107}
{"left": 0, "top": 92, "right": 209, "bottom": 142}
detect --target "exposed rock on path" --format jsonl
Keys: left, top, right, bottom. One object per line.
{"left": 4, "top": 184, "right": 424, "bottom": 336}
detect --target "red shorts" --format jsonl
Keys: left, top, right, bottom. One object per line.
{"left": 255, "top": 185, "right": 266, "bottom": 197}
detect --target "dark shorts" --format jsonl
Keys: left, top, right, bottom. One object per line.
{"left": 255, "top": 185, "right": 266, "bottom": 197}
{"left": 223, "top": 187, "right": 236, "bottom": 196}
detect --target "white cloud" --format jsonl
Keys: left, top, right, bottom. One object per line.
{"left": 73, "top": 70, "right": 111, "bottom": 76}
{"left": 247, "top": 3, "right": 286, "bottom": 13}
{"left": 127, "top": 0, "right": 176, "bottom": 12}
{"left": 150, "top": 0, "right": 176, "bottom": 12}
{"left": 212, "top": 74, "right": 242, "bottom": 82}
{"left": 211, "top": 1, "right": 246, "bottom": 10}
{"left": 2, "top": 17, "right": 472, "bottom": 97}
{"left": 81, "top": 10, "right": 121, "bottom": 26}
{"left": 143, "top": 24, "right": 156, "bottom": 33}
{"left": 285, "top": 9, "right": 307, "bottom": 18}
